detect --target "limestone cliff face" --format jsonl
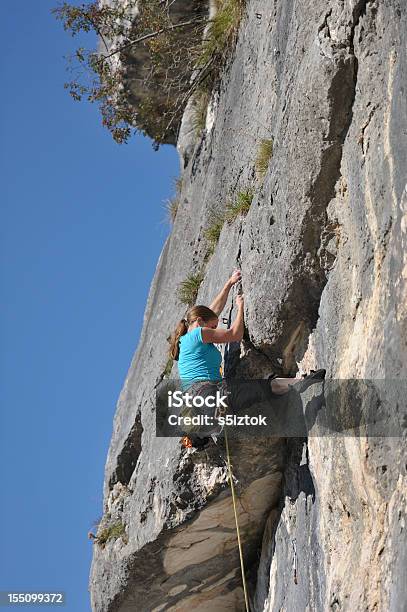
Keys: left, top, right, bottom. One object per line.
{"left": 89, "top": 1, "right": 407, "bottom": 610}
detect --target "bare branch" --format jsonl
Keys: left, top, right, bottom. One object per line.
{"left": 161, "top": 56, "right": 215, "bottom": 139}
{"left": 100, "top": 16, "right": 207, "bottom": 61}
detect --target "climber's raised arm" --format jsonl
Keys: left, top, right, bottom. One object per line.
{"left": 202, "top": 294, "right": 244, "bottom": 344}
{"left": 209, "top": 269, "right": 241, "bottom": 316}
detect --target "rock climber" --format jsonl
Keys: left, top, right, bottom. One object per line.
{"left": 168, "top": 269, "right": 325, "bottom": 446}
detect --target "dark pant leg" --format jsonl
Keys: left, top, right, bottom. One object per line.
{"left": 223, "top": 378, "right": 308, "bottom": 437}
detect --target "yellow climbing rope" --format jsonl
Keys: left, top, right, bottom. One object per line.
{"left": 220, "top": 297, "right": 249, "bottom": 610}
{"left": 224, "top": 427, "right": 250, "bottom": 612}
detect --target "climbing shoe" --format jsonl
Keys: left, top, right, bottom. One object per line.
{"left": 289, "top": 369, "right": 326, "bottom": 393}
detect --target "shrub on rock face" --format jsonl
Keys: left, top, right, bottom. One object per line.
{"left": 203, "top": 186, "right": 254, "bottom": 259}
{"left": 192, "top": 86, "right": 213, "bottom": 136}
{"left": 53, "top": 0, "right": 208, "bottom": 145}
{"left": 204, "top": 217, "right": 225, "bottom": 255}
{"left": 177, "top": 273, "right": 204, "bottom": 306}
{"left": 255, "top": 138, "right": 273, "bottom": 178}
{"left": 165, "top": 177, "right": 183, "bottom": 224}
{"left": 199, "top": 0, "right": 245, "bottom": 66}
{"left": 96, "top": 520, "right": 127, "bottom": 548}
{"left": 165, "top": 197, "right": 179, "bottom": 224}
{"left": 225, "top": 188, "right": 254, "bottom": 222}
{"left": 53, "top": 0, "right": 246, "bottom": 146}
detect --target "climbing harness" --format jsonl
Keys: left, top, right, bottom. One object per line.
{"left": 180, "top": 436, "right": 193, "bottom": 449}
{"left": 224, "top": 427, "right": 250, "bottom": 612}
{"left": 180, "top": 434, "right": 211, "bottom": 450}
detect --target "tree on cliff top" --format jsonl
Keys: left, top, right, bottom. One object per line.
{"left": 53, "top": 0, "right": 244, "bottom": 146}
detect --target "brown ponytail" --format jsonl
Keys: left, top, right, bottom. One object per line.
{"left": 169, "top": 305, "right": 218, "bottom": 360}
{"left": 169, "top": 319, "right": 188, "bottom": 360}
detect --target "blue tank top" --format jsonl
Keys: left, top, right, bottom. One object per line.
{"left": 178, "top": 327, "right": 222, "bottom": 390}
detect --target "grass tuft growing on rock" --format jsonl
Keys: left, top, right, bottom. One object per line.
{"left": 97, "top": 521, "right": 127, "bottom": 548}
{"left": 177, "top": 272, "right": 204, "bottom": 306}
{"left": 192, "top": 87, "right": 212, "bottom": 135}
{"left": 199, "top": 0, "right": 245, "bottom": 66}
{"left": 164, "top": 176, "right": 183, "bottom": 224}
{"left": 204, "top": 217, "right": 225, "bottom": 255}
{"left": 225, "top": 188, "right": 254, "bottom": 222}
{"left": 203, "top": 187, "right": 255, "bottom": 259}
{"left": 255, "top": 138, "right": 273, "bottom": 177}
{"left": 190, "top": 0, "right": 245, "bottom": 141}
{"left": 165, "top": 197, "right": 179, "bottom": 223}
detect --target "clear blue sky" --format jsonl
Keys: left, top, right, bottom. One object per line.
{"left": 0, "top": 2, "right": 178, "bottom": 610}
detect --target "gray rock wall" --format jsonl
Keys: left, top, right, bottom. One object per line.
{"left": 89, "top": 0, "right": 407, "bottom": 610}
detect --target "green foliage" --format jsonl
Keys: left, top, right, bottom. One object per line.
{"left": 255, "top": 138, "right": 273, "bottom": 177}
{"left": 53, "top": 0, "right": 245, "bottom": 145}
{"left": 164, "top": 176, "right": 183, "bottom": 224}
{"left": 53, "top": 0, "right": 208, "bottom": 144}
{"left": 199, "top": 0, "right": 245, "bottom": 66}
{"left": 192, "top": 0, "right": 245, "bottom": 139}
{"left": 192, "top": 84, "right": 212, "bottom": 136}
{"left": 97, "top": 520, "right": 127, "bottom": 548}
{"left": 52, "top": 2, "right": 135, "bottom": 37}
{"left": 204, "top": 185, "right": 254, "bottom": 258}
{"left": 53, "top": 1, "right": 140, "bottom": 143}
{"left": 204, "top": 217, "right": 225, "bottom": 255}
{"left": 225, "top": 188, "right": 254, "bottom": 222}
{"left": 177, "top": 273, "right": 204, "bottom": 306}
{"left": 165, "top": 198, "right": 179, "bottom": 224}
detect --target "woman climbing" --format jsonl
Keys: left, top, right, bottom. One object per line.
{"left": 168, "top": 269, "right": 325, "bottom": 444}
